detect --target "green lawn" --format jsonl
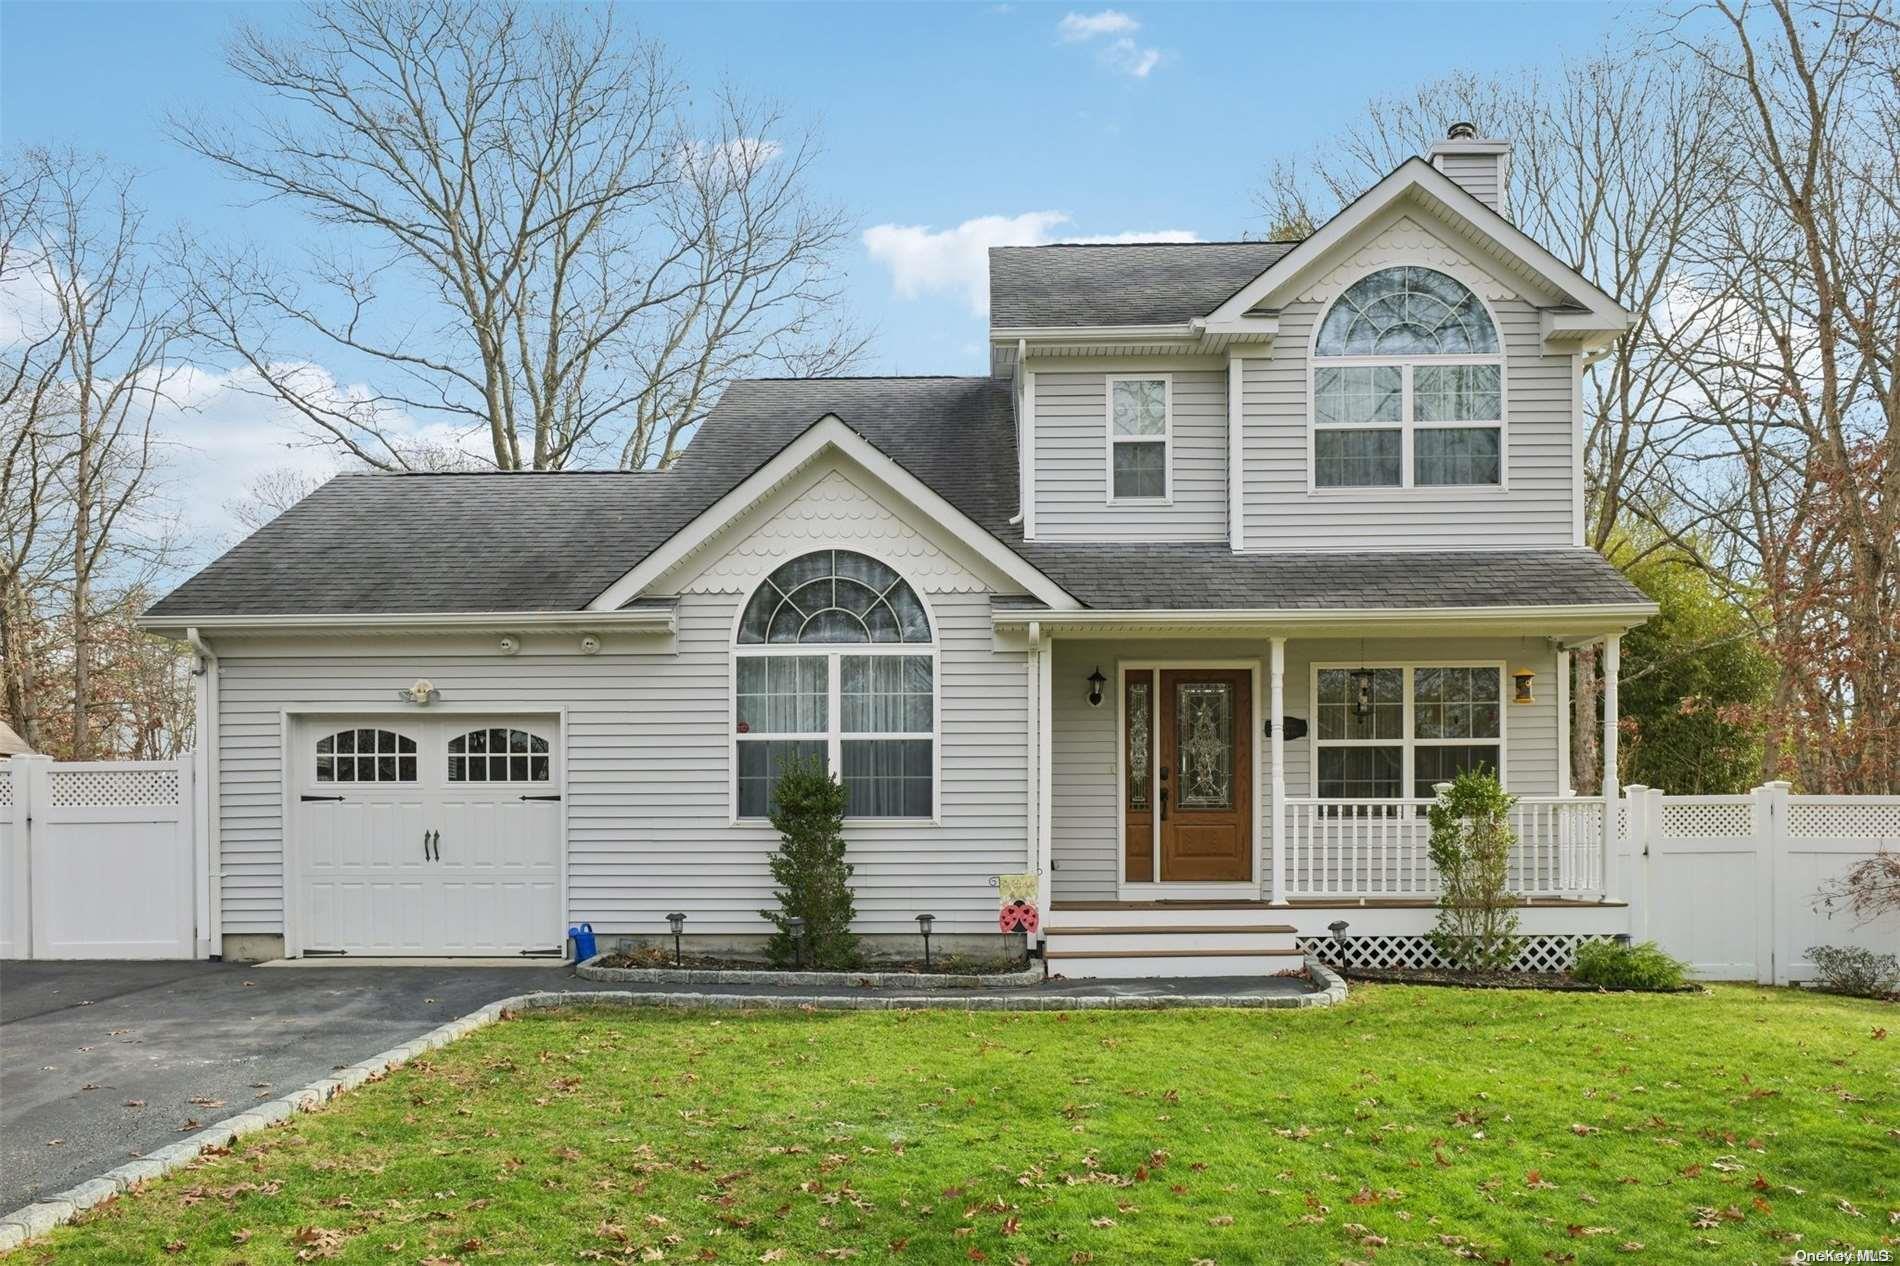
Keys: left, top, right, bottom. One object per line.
{"left": 24, "top": 985, "right": 1897, "bottom": 1265}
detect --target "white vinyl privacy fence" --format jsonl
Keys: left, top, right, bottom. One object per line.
{"left": 1626, "top": 782, "right": 1900, "bottom": 984}
{"left": 0, "top": 754, "right": 200, "bottom": 959}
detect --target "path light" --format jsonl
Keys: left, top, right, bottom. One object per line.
{"left": 667, "top": 912, "right": 686, "bottom": 966}
{"left": 787, "top": 915, "right": 806, "bottom": 969}
{"left": 916, "top": 913, "right": 936, "bottom": 968}
{"left": 1328, "top": 919, "right": 1351, "bottom": 974}
{"left": 1087, "top": 667, "right": 1106, "bottom": 707}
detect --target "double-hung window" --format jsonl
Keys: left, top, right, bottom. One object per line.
{"left": 734, "top": 549, "right": 936, "bottom": 820}
{"left": 1311, "top": 266, "right": 1503, "bottom": 489}
{"left": 1107, "top": 375, "right": 1170, "bottom": 501}
{"left": 1314, "top": 664, "right": 1504, "bottom": 802}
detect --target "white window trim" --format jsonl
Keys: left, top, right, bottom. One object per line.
{"left": 730, "top": 643, "right": 942, "bottom": 827}
{"left": 1306, "top": 661, "right": 1510, "bottom": 799}
{"left": 1104, "top": 373, "right": 1173, "bottom": 505}
{"left": 1114, "top": 658, "right": 1264, "bottom": 898}
{"left": 1305, "top": 267, "right": 1510, "bottom": 495}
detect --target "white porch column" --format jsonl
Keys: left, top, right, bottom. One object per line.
{"left": 1269, "top": 636, "right": 1288, "bottom": 905}
{"left": 1600, "top": 634, "right": 1621, "bottom": 899}
{"left": 1036, "top": 626, "right": 1054, "bottom": 921}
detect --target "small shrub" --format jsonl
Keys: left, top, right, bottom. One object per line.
{"left": 1573, "top": 939, "right": 1690, "bottom": 990}
{"left": 1806, "top": 945, "right": 1900, "bottom": 998}
{"left": 1427, "top": 769, "right": 1522, "bottom": 971}
{"left": 758, "top": 755, "right": 859, "bottom": 970}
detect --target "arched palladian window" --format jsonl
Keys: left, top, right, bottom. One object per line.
{"left": 315, "top": 728, "right": 417, "bottom": 783}
{"left": 1311, "top": 266, "right": 1504, "bottom": 489}
{"left": 734, "top": 550, "right": 935, "bottom": 820}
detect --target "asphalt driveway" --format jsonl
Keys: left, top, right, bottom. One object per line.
{"left": 0, "top": 960, "right": 596, "bottom": 1211}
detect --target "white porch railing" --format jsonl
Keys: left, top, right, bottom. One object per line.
{"left": 1283, "top": 796, "right": 1605, "bottom": 900}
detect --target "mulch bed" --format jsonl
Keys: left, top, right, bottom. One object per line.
{"left": 594, "top": 947, "right": 1032, "bottom": 977}
{"left": 1342, "top": 965, "right": 1702, "bottom": 993}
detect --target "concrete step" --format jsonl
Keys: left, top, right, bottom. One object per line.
{"left": 1042, "top": 927, "right": 1295, "bottom": 954}
{"left": 1043, "top": 946, "right": 1305, "bottom": 980}
{"left": 1046, "top": 901, "right": 1295, "bottom": 930}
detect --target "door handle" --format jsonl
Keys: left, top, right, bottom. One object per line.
{"left": 422, "top": 829, "right": 431, "bottom": 861}
{"left": 430, "top": 829, "right": 441, "bottom": 862}
{"left": 1160, "top": 788, "right": 1170, "bottom": 821}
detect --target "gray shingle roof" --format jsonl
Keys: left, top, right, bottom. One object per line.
{"left": 1009, "top": 544, "right": 1646, "bottom": 610}
{"left": 147, "top": 374, "right": 1646, "bottom": 619}
{"left": 989, "top": 241, "right": 1299, "bottom": 328}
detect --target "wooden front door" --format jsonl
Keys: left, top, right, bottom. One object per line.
{"left": 1124, "top": 668, "right": 1254, "bottom": 884}
{"left": 1157, "top": 669, "right": 1252, "bottom": 882}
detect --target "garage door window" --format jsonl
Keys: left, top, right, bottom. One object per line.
{"left": 448, "top": 727, "right": 552, "bottom": 782}
{"left": 315, "top": 728, "right": 418, "bottom": 783}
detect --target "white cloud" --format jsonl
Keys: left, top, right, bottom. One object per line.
{"left": 1055, "top": 9, "right": 1162, "bottom": 77}
{"left": 1057, "top": 9, "right": 1138, "bottom": 41}
{"left": 1101, "top": 37, "right": 1162, "bottom": 78}
{"left": 863, "top": 212, "right": 1198, "bottom": 316}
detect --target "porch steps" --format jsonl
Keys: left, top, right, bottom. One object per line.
{"left": 1042, "top": 903, "right": 1303, "bottom": 979}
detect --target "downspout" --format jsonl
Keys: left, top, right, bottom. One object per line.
{"left": 185, "top": 627, "right": 220, "bottom": 958}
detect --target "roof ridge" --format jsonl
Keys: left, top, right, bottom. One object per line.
{"left": 991, "top": 239, "right": 1304, "bottom": 251}
{"left": 733, "top": 374, "right": 994, "bottom": 383}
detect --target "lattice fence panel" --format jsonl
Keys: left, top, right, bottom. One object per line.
{"left": 47, "top": 767, "right": 180, "bottom": 809}
{"left": 1659, "top": 800, "right": 1754, "bottom": 840}
{"left": 1299, "top": 933, "right": 1614, "bottom": 973}
{"left": 1786, "top": 800, "right": 1900, "bottom": 841}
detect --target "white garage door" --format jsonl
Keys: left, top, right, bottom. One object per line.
{"left": 293, "top": 716, "right": 563, "bottom": 957}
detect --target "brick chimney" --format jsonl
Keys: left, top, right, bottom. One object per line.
{"left": 1428, "top": 122, "right": 1511, "bottom": 218}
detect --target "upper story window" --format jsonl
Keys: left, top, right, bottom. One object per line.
{"left": 1107, "top": 375, "right": 1170, "bottom": 502}
{"left": 1311, "top": 267, "right": 1503, "bottom": 490}
{"left": 734, "top": 550, "right": 936, "bottom": 821}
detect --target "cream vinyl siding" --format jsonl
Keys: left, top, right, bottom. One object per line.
{"left": 1240, "top": 296, "right": 1574, "bottom": 550}
{"left": 1046, "top": 636, "right": 1561, "bottom": 903}
{"left": 1436, "top": 154, "right": 1504, "bottom": 213}
{"left": 1033, "top": 368, "right": 1228, "bottom": 541}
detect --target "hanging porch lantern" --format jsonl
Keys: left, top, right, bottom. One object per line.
{"left": 1087, "top": 666, "right": 1106, "bottom": 707}
{"left": 1511, "top": 666, "right": 1536, "bottom": 705}
{"left": 1350, "top": 667, "right": 1376, "bottom": 719}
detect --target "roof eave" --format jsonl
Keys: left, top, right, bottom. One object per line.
{"left": 992, "top": 601, "right": 1658, "bottom": 638}
{"left": 138, "top": 607, "right": 680, "bottom": 639}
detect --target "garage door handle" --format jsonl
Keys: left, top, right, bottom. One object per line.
{"left": 423, "top": 829, "right": 440, "bottom": 862}
{"left": 520, "top": 793, "right": 562, "bottom": 802}
{"left": 302, "top": 794, "right": 345, "bottom": 802}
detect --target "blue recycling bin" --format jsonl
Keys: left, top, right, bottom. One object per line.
{"left": 567, "top": 922, "right": 597, "bottom": 963}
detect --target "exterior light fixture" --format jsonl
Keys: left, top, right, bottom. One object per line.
{"left": 1349, "top": 667, "right": 1376, "bottom": 719}
{"left": 1511, "top": 667, "right": 1536, "bottom": 705}
{"left": 666, "top": 911, "right": 687, "bottom": 966}
{"left": 1328, "top": 919, "right": 1351, "bottom": 973}
{"left": 916, "top": 913, "right": 936, "bottom": 968}
{"left": 397, "top": 679, "right": 438, "bottom": 705}
{"left": 786, "top": 915, "right": 806, "bottom": 969}
{"left": 1087, "top": 667, "right": 1106, "bottom": 707}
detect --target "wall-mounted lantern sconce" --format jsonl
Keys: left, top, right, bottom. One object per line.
{"left": 1350, "top": 667, "right": 1376, "bottom": 718}
{"left": 1087, "top": 667, "right": 1106, "bottom": 707}
{"left": 1511, "top": 667, "right": 1536, "bottom": 705}
{"left": 666, "top": 911, "right": 686, "bottom": 966}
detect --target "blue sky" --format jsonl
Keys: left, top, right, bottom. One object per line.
{"left": 1, "top": 0, "right": 1623, "bottom": 551}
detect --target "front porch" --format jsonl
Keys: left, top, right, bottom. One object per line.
{"left": 1006, "top": 613, "right": 1640, "bottom": 975}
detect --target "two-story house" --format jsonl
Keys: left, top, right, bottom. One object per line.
{"left": 143, "top": 127, "right": 1655, "bottom": 974}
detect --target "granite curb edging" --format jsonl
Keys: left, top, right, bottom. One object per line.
{"left": 0, "top": 961, "right": 1343, "bottom": 1253}
{"left": 574, "top": 953, "right": 1046, "bottom": 989}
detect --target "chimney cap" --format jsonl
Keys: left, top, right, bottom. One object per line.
{"left": 1445, "top": 121, "right": 1479, "bottom": 140}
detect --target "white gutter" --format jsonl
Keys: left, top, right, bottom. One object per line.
{"left": 140, "top": 608, "right": 679, "bottom": 636}
{"left": 993, "top": 601, "right": 1657, "bottom": 631}
{"left": 184, "top": 627, "right": 219, "bottom": 959}
{"left": 1009, "top": 336, "right": 1028, "bottom": 528}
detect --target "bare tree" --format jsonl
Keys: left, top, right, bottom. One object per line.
{"left": 1254, "top": 53, "right": 1733, "bottom": 791}
{"left": 23, "top": 148, "right": 186, "bottom": 759}
{"left": 172, "top": 0, "right": 864, "bottom": 473}
{"left": 224, "top": 463, "right": 337, "bottom": 534}
{"left": 1668, "top": 0, "right": 1900, "bottom": 791}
